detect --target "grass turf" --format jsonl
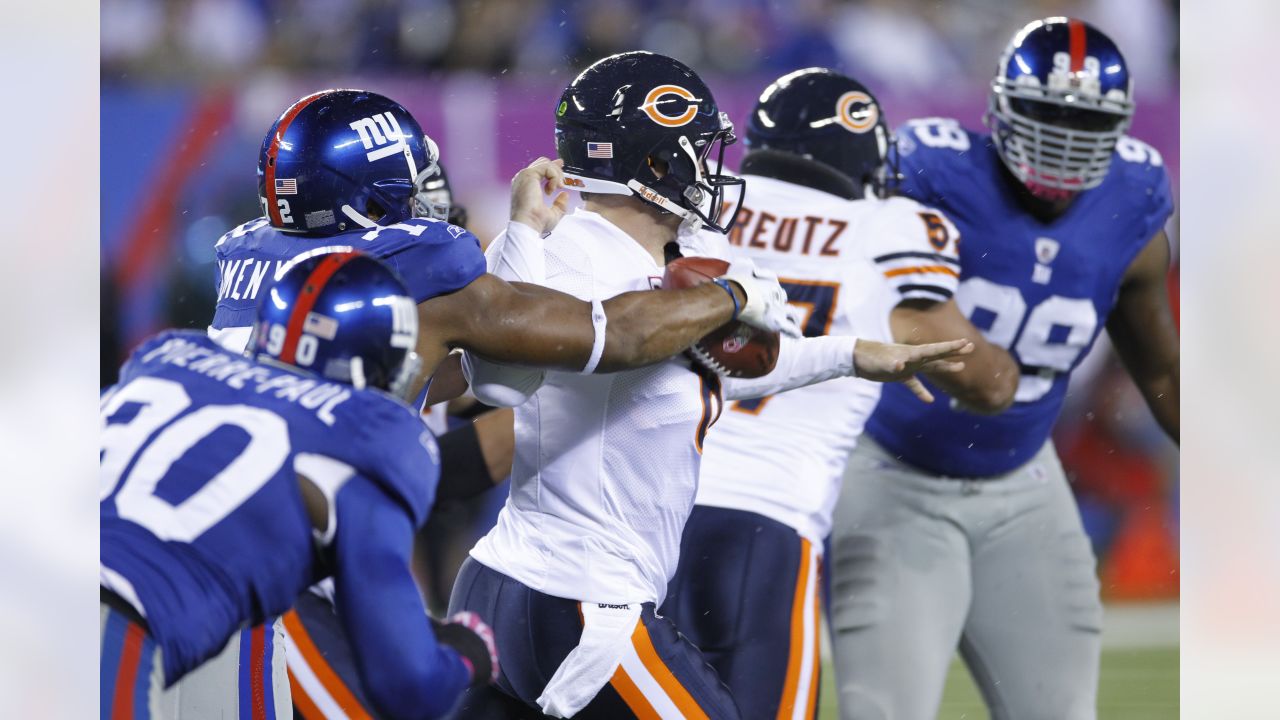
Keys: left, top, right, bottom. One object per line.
{"left": 816, "top": 647, "right": 1179, "bottom": 719}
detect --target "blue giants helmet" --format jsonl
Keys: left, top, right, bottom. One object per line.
{"left": 253, "top": 250, "right": 422, "bottom": 398}
{"left": 987, "top": 18, "right": 1134, "bottom": 199}
{"left": 258, "top": 89, "right": 439, "bottom": 235}
{"left": 555, "top": 51, "right": 745, "bottom": 234}
{"left": 745, "top": 68, "right": 893, "bottom": 198}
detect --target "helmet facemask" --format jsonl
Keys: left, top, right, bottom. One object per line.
{"left": 625, "top": 112, "right": 745, "bottom": 235}
{"left": 410, "top": 136, "right": 450, "bottom": 221}
{"left": 987, "top": 73, "right": 1132, "bottom": 199}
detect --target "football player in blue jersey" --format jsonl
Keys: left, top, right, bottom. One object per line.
{"left": 101, "top": 251, "right": 500, "bottom": 720}
{"left": 827, "top": 18, "right": 1179, "bottom": 720}
{"left": 203, "top": 88, "right": 799, "bottom": 718}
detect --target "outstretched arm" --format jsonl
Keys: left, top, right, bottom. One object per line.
{"left": 331, "top": 479, "right": 483, "bottom": 720}
{"left": 724, "top": 336, "right": 974, "bottom": 402}
{"left": 1107, "top": 231, "right": 1179, "bottom": 443}
{"left": 420, "top": 272, "right": 748, "bottom": 374}
{"left": 890, "top": 299, "right": 1019, "bottom": 413}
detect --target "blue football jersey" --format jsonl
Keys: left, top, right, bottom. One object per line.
{"left": 209, "top": 217, "right": 485, "bottom": 333}
{"left": 100, "top": 331, "right": 441, "bottom": 682}
{"left": 866, "top": 118, "right": 1174, "bottom": 477}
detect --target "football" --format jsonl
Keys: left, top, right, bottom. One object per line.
{"left": 662, "top": 257, "right": 780, "bottom": 378}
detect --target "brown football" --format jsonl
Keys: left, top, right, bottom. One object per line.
{"left": 662, "top": 256, "right": 780, "bottom": 378}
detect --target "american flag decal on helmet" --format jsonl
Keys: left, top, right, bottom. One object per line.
{"left": 586, "top": 142, "right": 613, "bottom": 159}
{"left": 275, "top": 178, "right": 298, "bottom": 195}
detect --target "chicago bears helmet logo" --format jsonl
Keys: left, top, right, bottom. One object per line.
{"left": 834, "top": 90, "right": 875, "bottom": 133}
{"left": 640, "top": 85, "right": 701, "bottom": 127}
{"left": 835, "top": 91, "right": 879, "bottom": 134}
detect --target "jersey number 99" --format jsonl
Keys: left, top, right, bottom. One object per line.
{"left": 956, "top": 278, "right": 1098, "bottom": 402}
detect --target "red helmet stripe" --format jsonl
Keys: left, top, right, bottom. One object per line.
{"left": 1068, "top": 19, "right": 1086, "bottom": 73}
{"left": 265, "top": 91, "right": 330, "bottom": 226}
{"left": 279, "top": 252, "right": 360, "bottom": 365}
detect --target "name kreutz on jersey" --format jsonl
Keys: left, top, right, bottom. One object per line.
{"left": 867, "top": 118, "right": 1174, "bottom": 477}
{"left": 209, "top": 216, "right": 485, "bottom": 336}
{"left": 101, "top": 330, "right": 440, "bottom": 682}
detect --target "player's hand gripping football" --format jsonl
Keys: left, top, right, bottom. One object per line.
{"left": 510, "top": 157, "right": 570, "bottom": 235}
{"left": 853, "top": 338, "right": 974, "bottom": 403}
{"left": 720, "top": 260, "right": 804, "bottom": 338}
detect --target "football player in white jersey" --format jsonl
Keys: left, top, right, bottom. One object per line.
{"left": 444, "top": 53, "right": 973, "bottom": 719}
{"left": 659, "top": 69, "right": 1020, "bottom": 719}
{"left": 202, "top": 89, "right": 803, "bottom": 719}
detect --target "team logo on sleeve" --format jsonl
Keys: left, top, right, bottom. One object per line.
{"left": 835, "top": 91, "right": 879, "bottom": 134}
{"left": 640, "top": 85, "right": 701, "bottom": 127}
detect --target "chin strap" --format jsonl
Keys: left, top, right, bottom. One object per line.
{"left": 339, "top": 204, "right": 379, "bottom": 228}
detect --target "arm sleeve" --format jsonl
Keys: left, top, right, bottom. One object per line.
{"left": 722, "top": 334, "right": 858, "bottom": 400}
{"left": 485, "top": 221, "right": 546, "bottom": 283}
{"left": 332, "top": 477, "right": 471, "bottom": 720}
{"left": 867, "top": 200, "right": 962, "bottom": 304}
{"left": 1138, "top": 162, "right": 1175, "bottom": 243}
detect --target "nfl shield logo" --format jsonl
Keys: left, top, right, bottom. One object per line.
{"left": 1035, "top": 237, "right": 1060, "bottom": 265}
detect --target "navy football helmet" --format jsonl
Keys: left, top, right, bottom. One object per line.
{"left": 253, "top": 250, "right": 421, "bottom": 399}
{"left": 987, "top": 18, "right": 1134, "bottom": 199}
{"left": 555, "top": 51, "right": 744, "bottom": 234}
{"left": 258, "top": 89, "right": 439, "bottom": 235}
{"left": 745, "top": 68, "right": 893, "bottom": 198}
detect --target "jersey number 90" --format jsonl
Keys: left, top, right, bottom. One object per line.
{"left": 101, "top": 378, "right": 291, "bottom": 542}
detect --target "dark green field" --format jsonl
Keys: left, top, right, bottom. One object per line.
{"left": 816, "top": 647, "right": 1179, "bottom": 719}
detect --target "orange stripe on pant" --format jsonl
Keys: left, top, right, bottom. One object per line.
{"left": 805, "top": 557, "right": 823, "bottom": 719}
{"left": 288, "top": 668, "right": 325, "bottom": 719}
{"left": 776, "top": 538, "right": 813, "bottom": 720}
{"left": 610, "top": 664, "right": 663, "bottom": 720}
{"left": 282, "top": 609, "right": 371, "bottom": 719}
{"left": 631, "top": 620, "right": 710, "bottom": 720}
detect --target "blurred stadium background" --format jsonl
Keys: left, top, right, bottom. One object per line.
{"left": 101, "top": 0, "right": 1179, "bottom": 716}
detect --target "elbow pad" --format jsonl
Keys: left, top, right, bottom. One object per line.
{"left": 461, "top": 352, "right": 545, "bottom": 407}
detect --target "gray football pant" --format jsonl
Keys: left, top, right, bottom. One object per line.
{"left": 157, "top": 618, "right": 290, "bottom": 718}
{"left": 828, "top": 438, "right": 1102, "bottom": 720}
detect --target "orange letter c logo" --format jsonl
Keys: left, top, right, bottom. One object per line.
{"left": 641, "top": 85, "right": 701, "bottom": 127}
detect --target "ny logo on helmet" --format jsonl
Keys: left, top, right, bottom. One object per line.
{"left": 640, "top": 85, "right": 701, "bottom": 127}
{"left": 349, "top": 112, "right": 410, "bottom": 162}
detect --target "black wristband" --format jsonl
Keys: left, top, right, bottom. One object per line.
{"left": 435, "top": 422, "right": 492, "bottom": 504}
{"left": 430, "top": 617, "right": 492, "bottom": 688}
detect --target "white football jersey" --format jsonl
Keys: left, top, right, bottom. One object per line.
{"left": 469, "top": 209, "right": 723, "bottom": 605}
{"left": 695, "top": 173, "right": 962, "bottom": 543}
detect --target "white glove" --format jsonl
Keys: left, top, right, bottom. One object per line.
{"left": 720, "top": 260, "right": 803, "bottom": 338}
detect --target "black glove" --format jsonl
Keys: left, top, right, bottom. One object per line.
{"left": 431, "top": 611, "right": 499, "bottom": 687}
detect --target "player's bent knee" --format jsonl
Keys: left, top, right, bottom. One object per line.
{"left": 837, "top": 685, "right": 891, "bottom": 720}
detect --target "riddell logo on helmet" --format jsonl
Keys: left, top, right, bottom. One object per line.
{"left": 836, "top": 91, "right": 878, "bottom": 134}
{"left": 640, "top": 85, "right": 701, "bottom": 127}
{"left": 633, "top": 185, "right": 665, "bottom": 204}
